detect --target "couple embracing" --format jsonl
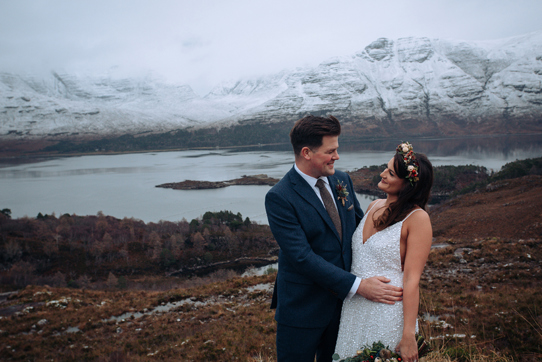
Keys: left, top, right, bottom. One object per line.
{"left": 265, "top": 115, "right": 434, "bottom": 362}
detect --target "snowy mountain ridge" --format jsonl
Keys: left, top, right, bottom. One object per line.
{"left": 2, "top": 31, "right": 542, "bottom": 139}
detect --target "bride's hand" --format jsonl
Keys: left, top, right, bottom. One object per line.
{"left": 356, "top": 276, "right": 403, "bottom": 304}
{"left": 395, "top": 335, "right": 418, "bottom": 362}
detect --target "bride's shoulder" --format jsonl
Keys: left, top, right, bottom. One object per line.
{"left": 404, "top": 207, "right": 430, "bottom": 224}
{"left": 403, "top": 208, "right": 432, "bottom": 243}
{"left": 366, "top": 198, "right": 384, "bottom": 212}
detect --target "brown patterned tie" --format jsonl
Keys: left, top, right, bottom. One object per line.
{"left": 316, "top": 179, "right": 342, "bottom": 240}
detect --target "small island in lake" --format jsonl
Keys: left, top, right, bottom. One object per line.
{"left": 156, "top": 174, "right": 280, "bottom": 190}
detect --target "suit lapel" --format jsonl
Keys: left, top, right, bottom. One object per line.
{"left": 289, "top": 168, "right": 328, "bottom": 219}
{"left": 288, "top": 168, "right": 342, "bottom": 243}
{"left": 288, "top": 168, "right": 339, "bottom": 240}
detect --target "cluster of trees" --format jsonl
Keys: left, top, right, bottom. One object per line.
{"left": 353, "top": 164, "right": 490, "bottom": 202}
{"left": 0, "top": 210, "right": 276, "bottom": 290}
{"left": 491, "top": 157, "right": 542, "bottom": 181}
{"left": 436, "top": 157, "right": 542, "bottom": 196}
{"left": 431, "top": 165, "right": 490, "bottom": 197}
{"left": 355, "top": 157, "right": 542, "bottom": 203}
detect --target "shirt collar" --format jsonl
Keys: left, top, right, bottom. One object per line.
{"left": 294, "top": 163, "right": 329, "bottom": 188}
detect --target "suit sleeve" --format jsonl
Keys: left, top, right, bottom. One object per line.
{"left": 265, "top": 188, "right": 356, "bottom": 300}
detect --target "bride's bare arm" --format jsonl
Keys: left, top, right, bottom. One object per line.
{"left": 395, "top": 210, "right": 432, "bottom": 362}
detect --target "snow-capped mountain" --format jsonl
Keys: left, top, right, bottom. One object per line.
{"left": 0, "top": 71, "right": 230, "bottom": 137}
{"left": 2, "top": 31, "right": 542, "bottom": 139}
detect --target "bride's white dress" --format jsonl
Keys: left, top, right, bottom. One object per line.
{"left": 334, "top": 201, "right": 419, "bottom": 359}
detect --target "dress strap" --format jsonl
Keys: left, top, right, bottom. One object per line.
{"left": 366, "top": 199, "right": 384, "bottom": 214}
{"left": 403, "top": 208, "right": 422, "bottom": 222}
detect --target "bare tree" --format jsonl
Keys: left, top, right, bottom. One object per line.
{"left": 43, "top": 241, "right": 59, "bottom": 258}
{"left": 76, "top": 274, "right": 91, "bottom": 289}
{"left": 148, "top": 231, "right": 162, "bottom": 260}
{"left": 50, "top": 271, "right": 66, "bottom": 287}
{"left": 10, "top": 261, "right": 35, "bottom": 287}
{"left": 4, "top": 239, "right": 22, "bottom": 261}
{"left": 107, "top": 272, "right": 118, "bottom": 289}
{"left": 191, "top": 232, "right": 206, "bottom": 253}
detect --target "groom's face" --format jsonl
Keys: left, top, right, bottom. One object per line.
{"left": 306, "top": 135, "right": 340, "bottom": 178}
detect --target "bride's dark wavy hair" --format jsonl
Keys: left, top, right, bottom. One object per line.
{"left": 374, "top": 151, "right": 434, "bottom": 230}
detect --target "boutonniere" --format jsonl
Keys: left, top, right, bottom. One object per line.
{"left": 335, "top": 180, "right": 349, "bottom": 206}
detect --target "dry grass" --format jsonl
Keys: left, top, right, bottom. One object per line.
{"left": 0, "top": 274, "right": 277, "bottom": 361}
{"left": 1, "top": 236, "right": 541, "bottom": 361}
{"left": 415, "top": 236, "right": 542, "bottom": 362}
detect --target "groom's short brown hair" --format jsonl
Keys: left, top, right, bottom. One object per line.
{"left": 290, "top": 114, "right": 341, "bottom": 156}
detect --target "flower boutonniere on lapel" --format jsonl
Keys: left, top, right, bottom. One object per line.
{"left": 335, "top": 180, "right": 349, "bottom": 206}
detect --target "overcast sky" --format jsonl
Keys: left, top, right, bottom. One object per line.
{"left": 1, "top": 0, "right": 541, "bottom": 95}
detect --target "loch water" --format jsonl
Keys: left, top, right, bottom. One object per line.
{"left": 1, "top": 134, "right": 541, "bottom": 224}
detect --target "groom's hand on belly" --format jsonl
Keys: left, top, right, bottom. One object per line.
{"left": 356, "top": 276, "right": 403, "bottom": 304}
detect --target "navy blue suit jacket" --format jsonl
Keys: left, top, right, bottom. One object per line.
{"left": 265, "top": 167, "right": 364, "bottom": 328}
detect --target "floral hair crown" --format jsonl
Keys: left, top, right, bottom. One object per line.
{"left": 396, "top": 141, "right": 419, "bottom": 185}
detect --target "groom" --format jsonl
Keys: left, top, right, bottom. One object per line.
{"left": 265, "top": 115, "right": 403, "bottom": 362}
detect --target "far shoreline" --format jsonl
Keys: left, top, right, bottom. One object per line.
{"left": 1, "top": 132, "right": 541, "bottom": 167}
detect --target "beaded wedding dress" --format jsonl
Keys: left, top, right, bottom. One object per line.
{"left": 334, "top": 201, "right": 419, "bottom": 360}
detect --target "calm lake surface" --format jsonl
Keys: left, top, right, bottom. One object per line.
{"left": 1, "top": 135, "right": 541, "bottom": 224}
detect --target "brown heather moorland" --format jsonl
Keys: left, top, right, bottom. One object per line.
{"left": 0, "top": 160, "right": 541, "bottom": 361}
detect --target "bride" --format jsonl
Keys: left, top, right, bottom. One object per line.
{"left": 334, "top": 142, "right": 434, "bottom": 362}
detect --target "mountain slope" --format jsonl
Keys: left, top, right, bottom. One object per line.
{"left": 1, "top": 32, "right": 542, "bottom": 139}
{"left": 215, "top": 32, "right": 542, "bottom": 136}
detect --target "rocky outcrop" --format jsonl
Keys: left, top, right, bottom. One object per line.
{"left": 156, "top": 175, "right": 279, "bottom": 190}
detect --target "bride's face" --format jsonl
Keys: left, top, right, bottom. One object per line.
{"left": 378, "top": 157, "right": 406, "bottom": 195}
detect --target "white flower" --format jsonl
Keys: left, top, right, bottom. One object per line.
{"left": 408, "top": 165, "right": 415, "bottom": 171}
{"left": 402, "top": 145, "right": 409, "bottom": 153}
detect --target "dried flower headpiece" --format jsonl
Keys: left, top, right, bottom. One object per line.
{"left": 396, "top": 141, "right": 419, "bottom": 185}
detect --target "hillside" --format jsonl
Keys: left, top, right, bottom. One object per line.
{"left": 430, "top": 175, "right": 542, "bottom": 240}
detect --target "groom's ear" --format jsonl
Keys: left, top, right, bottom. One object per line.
{"left": 301, "top": 147, "right": 312, "bottom": 160}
